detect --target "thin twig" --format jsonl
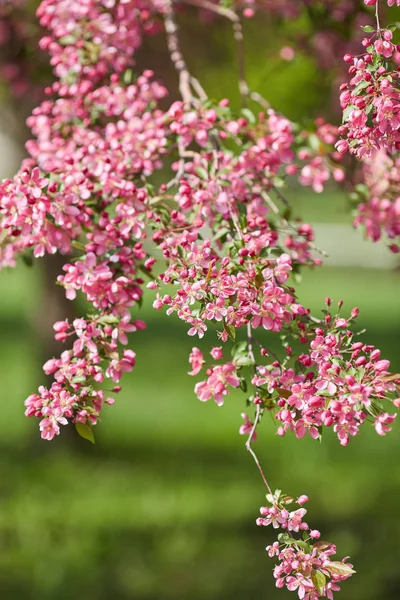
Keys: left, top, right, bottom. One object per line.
{"left": 247, "top": 321, "right": 256, "bottom": 365}
{"left": 164, "top": 0, "right": 193, "bottom": 106}
{"left": 375, "top": 0, "right": 381, "bottom": 31}
{"left": 246, "top": 404, "right": 273, "bottom": 492}
{"left": 270, "top": 184, "right": 290, "bottom": 209}
{"left": 249, "top": 90, "right": 271, "bottom": 111}
{"left": 228, "top": 203, "right": 244, "bottom": 240}
{"left": 190, "top": 76, "right": 208, "bottom": 101}
{"left": 245, "top": 323, "right": 273, "bottom": 494}
{"left": 251, "top": 335, "right": 281, "bottom": 363}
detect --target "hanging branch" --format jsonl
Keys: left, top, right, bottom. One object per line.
{"left": 164, "top": 0, "right": 194, "bottom": 106}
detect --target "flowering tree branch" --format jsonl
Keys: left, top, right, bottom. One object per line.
{"left": 0, "top": 1, "right": 399, "bottom": 598}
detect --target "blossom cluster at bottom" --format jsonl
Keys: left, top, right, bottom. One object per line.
{"left": 257, "top": 490, "right": 355, "bottom": 599}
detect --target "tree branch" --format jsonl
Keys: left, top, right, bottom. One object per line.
{"left": 164, "top": 0, "right": 193, "bottom": 106}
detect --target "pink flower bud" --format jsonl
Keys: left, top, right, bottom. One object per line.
{"left": 297, "top": 495, "right": 309, "bottom": 505}
{"left": 375, "top": 360, "right": 390, "bottom": 372}
{"left": 310, "top": 530, "right": 321, "bottom": 539}
{"left": 370, "top": 349, "right": 381, "bottom": 361}
{"left": 355, "top": 356, "right": 367, "bottom": 367}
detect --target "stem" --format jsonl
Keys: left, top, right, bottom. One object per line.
{"left": 246, "top": 322, "right": 273, "bottom": 495}
{"left": 251, "top": 335, "right": 281, "bottom": 364}
{"left": 247, "top": 321, "right": 256, "bottom": 364}
{"left": 375, "top": 0, "right": 381, "bottom": 31}
{"left": 164, "top": 0, "right": 193, "bottom": 106}
{"left": 270, "top": 184, "right": 290, "bottom": 209}
{"left": 246, "top": 404, "right": 273, "bottom": 494}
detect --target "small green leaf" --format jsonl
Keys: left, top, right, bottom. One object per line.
{"left": 123, "top": 68, "right": 133, "bottom": 84}
{"left": 342, "top": 104, "right": 356, "bottom": 122}
{"left": 223, "top": 321, "right": 236, "bottom": 341}
{"left": 75, "top": 422, "right": 95, "bottom": 444}
{"left": 72, "top": 240, "right": 86, "bottom": 252}
{"left": 311, "top": 570, "right": 327, "bottom": 595}
{"left": 308, "top": 133, "right": 321, "bottom": 153}
{"left": 361, "top": 25, "right": 375, "bottom": 33}
{"left": 325, "top": 561, "right": 356, "bottom": 576}
{"left": 71, "top": 376, "right": 87, "bottom": 384}
{"left": 213, "top": 227, "right": 230, "bottom": 242}
{"left": 241, "top": 108, "right": 256, "bottom": 124}
{"left": 286, "top": 538, "right": 311, "bottom": 552}
{"left": 235, "top": 356, "right": 254, "bottom": 367}
{"left": 96, "top": 315, "right": 120, "bottom": 325}
{"left": 195, "top": 167, "right": 208, "bottom": 180}
{"left": 353, "top": 79, "right": 370, "bottom": 95}
{"left": 231, "top": 341, "right": 248, "bottom": 358}
{"left": 59, "top": 35, "right": 76, "bottom": 45}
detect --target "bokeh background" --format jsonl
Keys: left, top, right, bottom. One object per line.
{"left": 0, "top": 7, "right": 399, "bottom": 600}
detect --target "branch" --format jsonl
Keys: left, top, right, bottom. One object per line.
{"left": 375, "top": 0, "right": 381, "bottom": 32}
{"left": 245, "top": 322, "right": 273, "bottom": 495}
{"left": 164, "top": 0, "right": 193, "bottom": 106}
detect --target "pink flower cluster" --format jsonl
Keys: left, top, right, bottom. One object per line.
{"left": 253, "top": 313, "right": 399, "bottom": 445}
{"left": 337, "top": 27, "right": 400, "bottom": 158}
{"left": 37, "top": 0, "right": 163, "bottom": 82}
{"left": 0, "top": 166, "right": 87, "bottom": 267}
{"left": 153, "top": 238, "right": 308, "bottom": 342}
{"left": 24, "top": 314, "right": 144, "bottom": 440}
{"left": 257, "top": 490, "right": 355, "bottom": 599}
{"left": 353, "top": 151, "right": 400, "bottom": 251}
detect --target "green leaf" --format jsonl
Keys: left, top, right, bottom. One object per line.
{"left": 213, "top": 227, "right": 230, "bottom": 242}
{"left": 195, "top": 167, "right": 208, "bottom": 180}
{"left": 96, "top": 315, "right": 120, "bottom": 325}
{"left": 75, "top": 422, "right": 95, "bottom": 444}
{"left": 235, "top": 356, "right": 254, "bottom": 367}
{"left": 325, "top": 561, "right": 356, "bottom": 576}
{"left": 353, "top": 79, "right": 370, "bottom": 95}
{"left": 71, "top": 376, "right": 87, "bottom": 384}
{"left": 311, "top": 570, "right": 327, "bottom": 595}
{"left": 308, "top": 133, "right": 321, "bottom": 153}
{"left": 223, "top": 321, "right": 236, "bottom": 341}
{"left": 241, "top": 108, "right": 256, "bottom": 125}
{"left": 287, "top": 538, "right": 311, "bottom": 551}
{"left": 59, "top": 35, "right": 76, "bottom": 45}
{"left": 342, "top": 104, "right": 356, "bottom": 123}
{"left": 361, "top": 25, "right": 375, "bottom": 32}
{"left": 231, "top": 341, "right": 248, "bottom": 358}
{"left": 72, "top": 240, "right": 86, "bottom": 252}
{"left": 123, "top": 68, "right": 133, "bottom": 84}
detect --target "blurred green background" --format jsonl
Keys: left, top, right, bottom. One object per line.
{"left": 0, "top": 9, "right": 399, "bottom": 600}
